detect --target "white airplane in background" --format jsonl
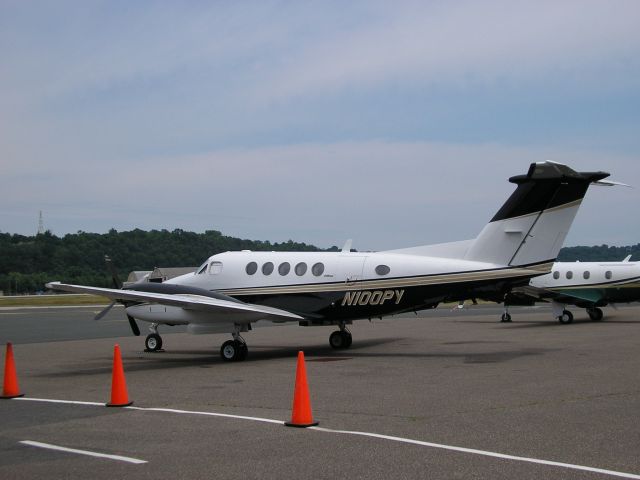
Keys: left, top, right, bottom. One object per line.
{"left": 502, "top": 256, "right": 640, "bottom": 323}
{"left": 48, "top": 161, "right": 616, "bottom": 362}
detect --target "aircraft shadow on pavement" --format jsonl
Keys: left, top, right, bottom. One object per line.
{"left": 34, "top": 337, "right": 552, "bottom": 376}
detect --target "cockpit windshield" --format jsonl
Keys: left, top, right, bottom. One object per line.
{"left": 197, "top": 261, "right": 208, "bottom": 274}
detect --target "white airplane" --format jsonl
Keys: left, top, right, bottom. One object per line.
{"left": 503, "top": 256, "right": 640, "bottom": 323}
{"left": 47, "top": 161, "right": 614, "bottom": 361}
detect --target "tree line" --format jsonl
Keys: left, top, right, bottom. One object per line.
{"left": 0, "top": 229, "right": 331, "bottom": 294}
{"left": 0, "top": 229, "right": 637, "bottom": 294}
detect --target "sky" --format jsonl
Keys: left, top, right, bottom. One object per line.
{"left": 1, "top": 0, "right": 639, "bottom": 251}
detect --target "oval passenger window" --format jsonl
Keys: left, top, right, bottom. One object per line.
{"left": 246, "top": 262, "right": 258, "bottom": 275}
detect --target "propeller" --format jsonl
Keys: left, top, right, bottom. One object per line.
{"left": 101, "top": 254, "right": 141, "bottom": 336}
{"left": 105, "top": 255, "right": 123, "bottom": 289}
{"left": 94, "top": 300, "right": 116, "bottom": 321}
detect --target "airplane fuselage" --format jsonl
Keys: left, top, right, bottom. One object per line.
{"left": 159, "top": 251, "right": 550, "bottom": 324}
{"left": 531, "top": 260, "right": 640, "bottom": 306}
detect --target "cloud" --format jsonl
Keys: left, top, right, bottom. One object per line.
{"left": 250, "top": 0, "right": 640, "bottom": 102}
{"left": 1, "top": 1, "right": 639, "bottom": 250}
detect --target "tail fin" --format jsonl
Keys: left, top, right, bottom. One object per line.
{"left": 464, "top": 161, "right": 608, "bottom": 267}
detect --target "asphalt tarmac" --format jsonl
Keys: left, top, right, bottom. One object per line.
{"left": 1, "top": 304, "right": 640, "bottom": 479}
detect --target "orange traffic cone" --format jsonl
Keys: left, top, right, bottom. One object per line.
{"left": 106, "top": 344, "right": 132, "bottom": 407}
{"left": 285, "top": 351, "right": 318, "bottom": 427}
{"left": 1, "top": 343, "right": 24, "bottom": 399}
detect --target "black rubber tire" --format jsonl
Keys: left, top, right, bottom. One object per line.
{"left": 329, "top": 331, "right": 345, "bottom": 349}
{"left": 238, "top": 342, "right": 249, "bottom": 361}
{"left": 587, "top": 307, "right": 603, "bottom": 321}
{"left": 558, "top": 310, "right": 574, "bottom": 324}
{"left": 145, "top": 333, "right": 163, "bottom": 351}
{"left": 221, "top": 340, "right": 239, "bottom": 361}
{"left": 501, "top": 313, "right": 512, "bottom": 323}
{"left": 221, "top": 340, "right": 248, "bottom": 361}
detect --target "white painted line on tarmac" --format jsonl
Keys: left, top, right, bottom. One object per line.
{"left": 126, "top": 406, "right": 284, "bottom": 425}
{"left": 309, "top": 427, "right": 640, "bottom": 479}
{"left": 19, "top": 440, "right": 147, "bottom": 464}
{"left": 17, "top": 397, "right": 104, "bottom": 406}
{"left": 13, "top": 396, "right": 640, "bottom": 479}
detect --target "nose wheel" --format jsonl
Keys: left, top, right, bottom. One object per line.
{"left": 558, "top": 310, "right": 574, "bottom": 324}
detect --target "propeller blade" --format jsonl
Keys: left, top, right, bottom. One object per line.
{"left": 105, "top": 254, "right": 123, "bottom": 289}
{"left": 127, "top": 315, "right": 141, "bottom": 336}
{"left": 94, "top": 301, "right": 116, "bottom": 320}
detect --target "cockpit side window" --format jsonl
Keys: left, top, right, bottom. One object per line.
{"left": 209, "top": 261, "right": 223, "bottom": 274}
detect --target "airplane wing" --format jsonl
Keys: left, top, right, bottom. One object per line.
{"left": 45, "top": 282, "right": 303, "bottom": 323}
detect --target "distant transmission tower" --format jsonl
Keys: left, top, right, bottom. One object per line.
{"left": 37, "top": 210, "right": 45, "bottom": 235}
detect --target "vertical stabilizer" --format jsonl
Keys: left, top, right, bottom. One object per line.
{"left": 464, "top": 162, "right": 608, "bottom": 267}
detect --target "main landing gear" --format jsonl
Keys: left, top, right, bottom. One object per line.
{"left": 587, "top": 307, "right": 604, "bottom": 321}
{"left": 220, "top": 330, "right": 248, "bottom": 362}
{"left": 145, "top": 323, "right": 164, "bottom": 352}
{"left": 500, "top": 306, "right": 512, "bottom": 323}
{"left": 220, "top": 338, "right": 248, "bottom": 362}
{"left": 329, "top": 325, "right": 352, "bottom": 349}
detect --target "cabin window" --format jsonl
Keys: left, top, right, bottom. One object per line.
{"left": 605, "top": 270, "right": 612, "bottom": 280}
{"left": 209, "top": 261, "right": 223, "bottom": 274}
{"left": 295, "top": 262, "right": 307, "bottom": 276}
{"left": 583, "top": 271, "right": 590, "bottom": 280}
{"left": 246, "top": 262, "right": 258, "bottom": 275}
{"left": 376, "top": 265, "right": 391, "bottom": 276}
{"left": 312, "top": 262, "right": 324, "bottom": 276}
{"left": 566, "top": 271, "right": 573, "bottom": 280}
{"left": 278, "top": 262, "right": 291, "bottom": 276}
{"left": 552, "top": 271, "right": 560, "bottom": 279}
{"left": 262, "top": 262, "right": 274, "bottom": 275}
